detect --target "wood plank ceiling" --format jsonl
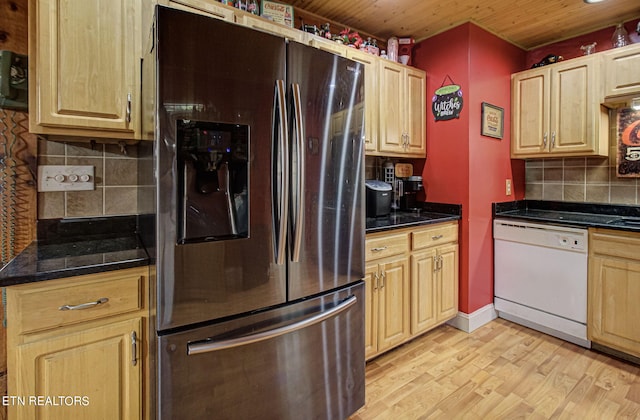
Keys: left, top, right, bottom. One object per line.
{"left": 286, "top": 0, "right": 640, "bottom": 50}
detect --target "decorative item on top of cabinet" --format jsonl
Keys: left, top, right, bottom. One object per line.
{"left": 29, "top": 0, "right": 142, "bottom": 140}
{"left": 588, "top": 228, "right": 640, "bottom": 360}
{"left": 511, "top": 54, "right": 608, "bottom": 159}
{"left": 603, "top": 43, "right": 640, "bottom": 103}
{"left": 5, "top": 267, "right": 149, "bottom": 420}
{"left": 378, "top": 59, "right": 426, "bottom": 157}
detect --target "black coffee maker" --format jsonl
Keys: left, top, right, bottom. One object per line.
{"left": 398, "top": 175, "right": 423, "bottom": 210}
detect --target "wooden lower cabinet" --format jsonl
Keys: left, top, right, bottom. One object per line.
{"left": 365, "top": 255, "right": 411, "bottom": 360}
{"left": 588, "top": 229, "right": 640, "bottom": 358}
{"left": 365, "top": 222, "right": 458, "bottom": 360}
{"left": 14, "top": 318, "right": 142, "bottom": 419}
{"left": 411, "top": 243, "right": 459, "bottom": 335}
{"left": 6, "top": 266, "right": 149, "bottom": 420}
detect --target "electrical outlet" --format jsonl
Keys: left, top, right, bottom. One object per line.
{"left": 505, "top": 179, "right": 512, "bottom": 196}
{"left": 38, "top": 165, "right": 95, "bottom": 192}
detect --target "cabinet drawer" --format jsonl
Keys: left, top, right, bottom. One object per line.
{"left": 7, "top": 267, "right": 145, "bottom": 335}
{"left": 412, "top": 223, "right": 458, "bottom": 250}
{"left": 365, "top": 232, "right": 409, "bottom": 261}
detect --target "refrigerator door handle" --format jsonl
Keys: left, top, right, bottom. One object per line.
{"left": 290, "top": 83, "right": 305, "bottom": 262}
{"left": 186, "top": 295, "right": 357, "bottom": 355}
{"left": 273, "top": 79, "right": 289, "bottom": 265}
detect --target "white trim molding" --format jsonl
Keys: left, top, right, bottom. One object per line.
{"left": 447, "top": 303, "right": 497, "bottom": 333}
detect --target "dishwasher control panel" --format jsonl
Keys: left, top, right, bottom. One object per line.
{"left": 555, "top": 233, "right": 586, "bottom": 251}
{"left": 493, "top": 219, "right": 588, "bottom": 253}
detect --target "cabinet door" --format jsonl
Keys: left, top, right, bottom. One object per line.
{"left": 588, "top": 255, "right": 640, "bottom": 358}
{"left": 364, "top": 263, "right": 379, "bottom": 360}
{"left": 511, "top": 67, "right": 550, "bottom": 156}
{"left": 410, "top": 250, "right": 437, "bottom": 335}
{"left": 377, "top": 256, "right": 410, "bottom": 352}
{"left": 436, "top": 243, "right": 459, "bottom": 322}
{"left": 603, "top": 44, "right": 640, "bottom": 99}
{"left": 550, "top": 58, "right": 599, "bottom": 154}
{"left": 30, "top": 0, "right": 140, "bottom": 137}
{"left": 405, "top": 67, "right": 427, "bottom": 157}
{"left": 12, "top": 318, "right": 142, "bottom": 420}
{"left": 378, "top": 60, "right": 405, "bottom": 154}
{"left": 346, "top": 49, "right": 379, "bottom": 154}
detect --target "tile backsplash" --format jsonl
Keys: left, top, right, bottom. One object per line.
{"left": 525, "top": 111, "right": 640, "bottom": 205}
{"left": 38, "top": 139, "right": 152, "bottom": 219}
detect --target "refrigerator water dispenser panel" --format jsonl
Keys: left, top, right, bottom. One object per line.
{"left": 177, "top": 120, "right": 249, "bottom": 243}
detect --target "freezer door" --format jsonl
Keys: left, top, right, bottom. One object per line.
{"left": 155, "top": 7, "right": 288, "bottom": 330}
{"left": 287, "top": 42, "right": 365, "bottom": 300}
{"left": 158, "top": 282, "right": 365, "bottom": 420}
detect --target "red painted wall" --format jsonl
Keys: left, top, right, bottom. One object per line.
{"left": 413, "top": 23, "right": 526, "bottom": 314}
{"left": 526, "top": 20, "right": 640, "bottom": 68}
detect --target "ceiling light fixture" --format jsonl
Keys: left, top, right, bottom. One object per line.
{"left": 583, "top": 0, "right": 605, "bottom": 3}
{"left": 631, "top": 98, "right": 640, "bottom": 111}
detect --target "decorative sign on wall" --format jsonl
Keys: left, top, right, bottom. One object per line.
{"left": 617, "top": 108, "right": 640, "bottom": 177}
{"left": 480, "top": 102, "right": 504, "bottom": 139}
{"left": 432, "top": 75, "right": 463, "bottom": 121}
{"left": 261, "top": 0, "right": 294, "bottom": 27}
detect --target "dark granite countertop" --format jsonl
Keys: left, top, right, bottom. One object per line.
{"left": 366, "top": 202, "right": 461, "bottom": 233}
{"left": 0, "top": 216, "right": 150, "bottom": 287}
{"left": 493, "top": 200, "right": 640, "bottom": 232}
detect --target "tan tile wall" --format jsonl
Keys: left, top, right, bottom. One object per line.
{"left": 525, "top": 111, "right": 640, "bottom": 205}
{"left": 38, "top": 139, "right": 151, "bottom": 219}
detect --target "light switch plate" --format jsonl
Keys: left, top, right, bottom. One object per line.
{"left": 37, "top": 165, "right": 95, "bottom": 192}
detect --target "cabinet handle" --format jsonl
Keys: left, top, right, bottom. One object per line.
{"left": 131, "top": 331, "right": 138, "bottom": 367}
{"left": 432, "top": 234, "right": 443, "bottom": 241}
{"left": 371, "top": 246, "right": 387, "bottom": 253}
{"left": 374, "top": 271, "right": 379, "bottom": 290}
{"left": 438, "top": 255, "right": 443, "bottom": 271}
{"left": 543, "top": 132, "right": 548, "bottom": 148}
{"left": 551, "top": 131, "right": 556, "bottom": 148}
{"left": 126, "top": 93, "right": 132, "bottom": 124}
{"left": 380, "top": 271, "right": 385, "bottom": 288}
{"left": 58, "top": 297, "right": 108, "bottom": 311}
{"left": 433, "top": 255, "right": 439, "bottom": 272}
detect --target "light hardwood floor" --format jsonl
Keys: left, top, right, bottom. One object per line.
{"left": 352, "top": 318, "right": 640, "bottom": 419}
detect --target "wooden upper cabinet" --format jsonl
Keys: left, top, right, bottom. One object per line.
{"left": 378, "top": 60, "right": 426, "bottom": 157}
{"left": 346, "top": 49, "right": 378, "bottom": 153}
{"left": 511, "top": 55, "right": 607, "bottom": 159}
{"left": 29, "top": 0, "right": 142, "bottom": 139}
{"left": 511, "top": 67, "right": 550, "bottom": 156}
{"left": 405, "top": 67, "right": 427, "bottom": 156}
{"left": 603, "top": 43, "right": 640, "bottom": 101}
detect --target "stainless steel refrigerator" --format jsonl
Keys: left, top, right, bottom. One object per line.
{"left": 144, "top": 6, "right": 366, "bottom": 419}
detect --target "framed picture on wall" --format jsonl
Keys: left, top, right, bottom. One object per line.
{"left": 481, "top": 102, "right": 504, "bottom": 139}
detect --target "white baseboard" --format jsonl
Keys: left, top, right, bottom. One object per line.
{"left": 446, "top": 303, "right": 497, "bottom": 333}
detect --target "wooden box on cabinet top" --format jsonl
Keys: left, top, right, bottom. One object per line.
{"left": 6, "top": 267, "right": 149, "bottom": 420}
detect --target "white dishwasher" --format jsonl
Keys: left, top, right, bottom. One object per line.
{"left": 493, "top": 219, "right": 590, "bottom": 348}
